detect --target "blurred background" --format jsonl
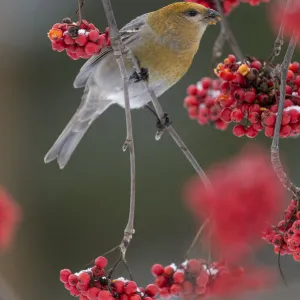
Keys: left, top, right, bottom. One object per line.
{"left": 0, "top": 0, "right": 299, "bottom": 299}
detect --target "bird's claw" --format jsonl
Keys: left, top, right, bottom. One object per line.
{"left": 156, "top": 113, "right": 172, "bottom": 130}
{"left": 130, "top": 68, "right": 149, "bottom": 83}
{"left": 155, "top": 113, "right": 172, "bottom": 141}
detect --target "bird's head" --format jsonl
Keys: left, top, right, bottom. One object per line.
{"left": 148, "top": 2, "right": 221, "bottom": 51}
{"left": 170, "top": 2, "right": 221, "bottom": 26}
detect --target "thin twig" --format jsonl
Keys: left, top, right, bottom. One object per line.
{"left": 167, "top": 126, "right": 211, "bottom": 188}
{"left": 77, "top": 0, "right": 83, "bottom": 23}
{"left": 185, "top": 219, "right": 209, "bottom": 258}
{"left": 126, "top": 51, "right": 212, "bottom": 189}
{"left": 122, "top": 260, "right": 133, "bottom": 280}
{"left": 101, "top": 0, "right": 136, "bottom": 259}
{"left": 271, "top": 33, "right": 300, "bottom": 197}
{"left": 107, "top": 254, "right": 122, "bottom": 279}
{"left": 214, "top": 0, "right": 243, "bottom": 61}
{"left": 75, "top": 0, "right": 87, "bottom": 24}
{"left": 268, "top": 0, "right": 293, "bottom": 63}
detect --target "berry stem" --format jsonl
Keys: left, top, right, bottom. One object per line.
{"left": 76, "top": 0, "right": 84, "bottom": 24}
{"left": 268, "top": 0, "right": 293, "bottom": 63}
{"left": 214, "top": 0, "right": 243, "bottom": 61}
{"left": 271, "top": 33, "right": 300, "bottom": 196}
{"left": 107, "top": 254, "right": 122, "bottom": 278}
{"left": 185, "top": 219, "right": 209, "bottom": 258}
{"left": 101, "top": 0, "right": 136, "bottom": 259}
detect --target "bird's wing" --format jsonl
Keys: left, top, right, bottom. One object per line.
{"left": 73, "top": 13, "right": 148, "bottom": 88}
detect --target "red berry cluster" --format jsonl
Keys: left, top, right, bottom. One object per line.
{"left": 60, "top": 256, "right": 159, "bottom": 300}
{"left": 151, "top": 260, "right": 211, "bottom": 299}
{"left": 186, "top": 0, "right": 270, "bottom": 15}
{"left": 48, "top": 18, "right": 110, "bottom": 60}
{"left": 151, "top": 259, "right": 270, "bottom": 299}
{"left": 262, "top": 199, "right": 300, "bottom": 262}
{"left": 184, "top": 54, "right": 300, "bottom": 138}
{"left": 184, "top": 78, "right": 228, "bottom": 131}
{"left": 185, "top": 145, "right": 284, "bottom": 263}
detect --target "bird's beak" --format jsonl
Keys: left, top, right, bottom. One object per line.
{"left": 205, "top": 8, "right": 221, "bottom": 25}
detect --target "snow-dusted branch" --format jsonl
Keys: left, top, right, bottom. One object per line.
{"left": 101, "top": 0, "right": 136, "bottom": 259}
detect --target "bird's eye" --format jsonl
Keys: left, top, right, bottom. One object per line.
{"left": 186, "top": 9, "right": 198, "bottom": 17}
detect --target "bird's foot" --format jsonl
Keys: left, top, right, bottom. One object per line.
{"left": 129, "top": 67, "right": 149, "bottom": 83}
{"left": 156, "top": 113, "right": 172, "bottom": 131}
{"left": 144, "top": 105, "right": 172, "bottom": 140}
{"left": 155, "top": 113, "right": 172, "bottom": 141}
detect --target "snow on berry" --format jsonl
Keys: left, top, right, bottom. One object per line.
{"left": 184, "top": 54, "right": 300, "bottom": 138}
{"left": 262, "top": 198, "right": 300, "bottom": 262}
{"left": 150, "top": 259, "right": 273, "bottom": 299}
{"left": 184, "top": 144, "right": 285, "bottom": 263}
{"left": 48, "top": 19, "right": 110, "bottom": 60}
{"left": 60, "top": 256, "right": 158, "bottom": 300}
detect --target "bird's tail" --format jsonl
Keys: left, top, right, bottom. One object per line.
{"left": 44, "top": 87, "right": 112, "bottom": 169}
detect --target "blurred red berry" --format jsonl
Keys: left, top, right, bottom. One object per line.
{"left": 151, "top": 264, "right": 164, "bottom": 276}
{"left": 0, "top": 187, "right": 21, "bottom": 251}
{"left": 185, "top": 144, "right": 285, "bottom": 263}
{"left": 145, "top": 284, "right": 159, "bottom": 297}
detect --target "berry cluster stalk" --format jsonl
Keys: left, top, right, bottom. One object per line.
{"left": 271, "top": 33, "right": 300, "bottom": 197}
{"left": 268, "top": 0, "right": 292, "bottom": 63}
{"left": 213, "top": 0, "right": 243, "bottom": 62}
{"left": 101, "top": 0, "right": 136, "bottom": 259}
{"left": 77, "top": 0, "right": 83, "bottom": 24}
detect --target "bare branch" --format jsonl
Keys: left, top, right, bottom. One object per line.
{"left": 126, "top": 51, "right": 212, "bottom": 189}
{"left": 214, "top": 0, "right": 243, "bottom": 61}
{"left": 185, "top": 219, "right": 209, "bottom": 258}
{"left": 268, "top": 0, "right": 293, "bottom": 63}
{"left": 271, "top": 33, "right": 299, "bottom": 197}
{"left": 101, "top": 0, "right": 136, "bottom": 259}
{"left": 77, "top": 0, "right": 83, "bottom": 23}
